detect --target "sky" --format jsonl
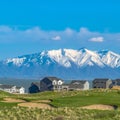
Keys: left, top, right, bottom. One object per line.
{"left": 0, "top": 0, "right": 120, "bottom": 59}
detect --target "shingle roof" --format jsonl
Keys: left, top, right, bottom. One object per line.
{"left": 0, "top": 84, "right": 15, "bottom": 89}
{"left": 0, "top": 84, "right": 24, "bottom": 89}
{"left": 31, "top": 82, "right": 40, "bottom": 87}
{"left": 93, "top": 78, "right": 110, "bottom": 82}
{"left": 44, "top": 77, "right": 63, "bottom": 82}
{"left": 71, "top": 80, "right": 87, "bottom": 84}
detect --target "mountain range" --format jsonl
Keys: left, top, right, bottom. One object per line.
{"left": 0, "top": 48, "right": 120, "bottom": 79}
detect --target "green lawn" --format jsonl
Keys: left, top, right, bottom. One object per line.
{"left": 0, "top": 89, "right": 120, "bottom": 120}
{"left": 51, "top": 90, "right": 120, "bottom": 107}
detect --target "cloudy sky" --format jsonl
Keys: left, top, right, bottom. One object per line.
{"left": 0, "top": 0, "right": 120, "bottom": 59}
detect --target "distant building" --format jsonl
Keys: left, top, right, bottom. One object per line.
{"left": 29, "top": 82, "right": 40, "bottom": 93}
{"left": 0, "top": 84, "right": 25, "bottom": 94}
{"left": 68, "top": 80, "right": 89, "bottom": 90}
{"left": 29, "top": 77, "right": 89, "bottom": 93}
{"left": 40, "top": 77, "right": 64, "bottom": 92}
{"left": 62, "top": 83, "right": 69, "bottom": 91}
{"left": 111, "top": 79, "right": 120, "bottom": 90}
{"left": 93, "top": 78, "right": 112, "bottom": 89}
{"left": 114, "top": 79, "right": 120, "bottom": 86}
{"left": 62, "top": 80, "right": 89, "bottom": 91}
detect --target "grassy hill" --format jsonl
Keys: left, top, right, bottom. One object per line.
{"left": 0, "top": 89, "right": 120, "bottom": 120}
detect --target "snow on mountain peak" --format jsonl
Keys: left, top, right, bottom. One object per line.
{"left": 47, "top": 49, "right": 71, "bottom": 67}
{"left": 6, "top": 57, "right": 26, "bottom": 66}
{"left": 4, "top": 48, "right": 120, "bottom": 68}
{"left": 98, "top": 50, "right": 120, "bottom": 68}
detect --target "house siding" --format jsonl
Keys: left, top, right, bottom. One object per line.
{"left": 66, "top": 80, "right": 89, "bottom": 91}
{"left": 29, "top": 84, "right": 40, "bottom": 93}
{"left": 83, "top": 81, "right": 89, "bottom": 90}
{"left": 93, "top": 79, "right": 112, "bottom": 89}
{"left": 0, "top": 85, "right": 25, "bottom": 94}
{"left": 40, "top": 78, "right": 53, "bottom": 92}
{"left": 40, "top": 77, "right": 64, "bottom": 92}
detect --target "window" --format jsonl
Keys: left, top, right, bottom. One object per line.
{"left": 52, "top": 80, "right": 56, "bottom": 85}
{"left": 58, "top": 80, "right": 63, "bottom": 85}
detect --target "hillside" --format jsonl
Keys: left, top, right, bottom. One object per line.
{"left": 0, "top": 90, "right": 120, "bottom": 120}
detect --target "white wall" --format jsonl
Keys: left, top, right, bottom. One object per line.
{"left": 84, "top": 81, "right": 89, "bottom": 90}
{"left": 19, "top": 87, "right": 25, "bottom": 94}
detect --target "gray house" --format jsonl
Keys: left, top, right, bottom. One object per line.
{"left": 114, "top": 79, "right": 120, "bottom": 86}
{"left": 62, "top": 80, "right": 89, "bottom": 91}
{"left": 40, "top": 77, "right": 64, "bottom": 92}
{"left": 29, "top": 82, "right": 40, "bottom": 93}
{"left": 93, "top": 78, "right": 112, "bottom": 89}
{"left": 69, "top": 80, "right": 89, "bottom": 90}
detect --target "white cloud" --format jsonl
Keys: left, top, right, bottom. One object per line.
{"left": 89, "top": 37, "right": 104, "bottom": 42}
{"left": 0, "top": 26, "right": 12, "bottom": 32}
{"left": 51, "top": 36, "right": 61, "bottom": 40}
{"left": 0, "top": 26, "right": 119, "bottom": 52}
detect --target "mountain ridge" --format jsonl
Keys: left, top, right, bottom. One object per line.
{"left": 0, "top": 48, "right": 120, "bottom": 79}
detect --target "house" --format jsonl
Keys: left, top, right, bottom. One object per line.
{"left": 0, "top": 84, "right": 25, "bottom": 94}
{"left": 114, "top": 79, "right": 120, "bottom": 86}
{"left": 40, "top": 77, "right": 64, "bottom": 92}
{"left": 29, "top": 82, "right": 40, "bottom": 93}
{"left": 62, "top": 83, "right": 69, "bottom": 91}
{"left": 92, "top": 78, "right": 112, "bottom": 89}
{"left": 111, "top": 79, "right": 120, "bottom": 90}
{"left": 16, "top": 87, "right": 25, "bottom": 94}
{"left": 68, "top": 80, "right": 89, "bottom": 90}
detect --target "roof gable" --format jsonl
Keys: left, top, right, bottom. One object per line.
{"left": 71, "top": 80, "right": 87, "bottom": 84}
{"left": 93, "top": 78, "right": 110, "bottom": 82}
{"left": 31, "top": 82, "right": 40, "bottom": 87}
{"left": 43, "top": 77, "right": 63, "bottom": 82}
{"left": 0, "top": 84, "right": 15, "bottom": 89}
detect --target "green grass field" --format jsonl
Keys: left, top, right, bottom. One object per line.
{"left": 0, "top": 89, "right": 120, "bottom": 120}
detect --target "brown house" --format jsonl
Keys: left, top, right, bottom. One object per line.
{"left": 93, "top": 78, "right": 112, "bottom": 89}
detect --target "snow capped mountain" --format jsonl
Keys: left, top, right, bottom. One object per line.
{"left": 5, "top": 48, "right": 120, "bottom": 68}
{"left": 98, "top": 50, "right": 120, "bottom": 68}
{"left": 1, "top": 48, "right": 120, "bottom": 79}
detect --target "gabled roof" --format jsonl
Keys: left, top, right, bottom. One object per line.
{"left": 0, "top": 84, "right": 15, "bottom": 89}
{"left": 0, "top": 84, "right": 24, "bottom": 89}
{"left": 31, "top": 82, "right": 40, "bottom": 87}
{"left": 43, "top": 77, "right": 63, "bottom": 82}
{"left": 93, "top": 78, "right": 110, "bottom": 82}
{"left": 16, "top": 87, "right": 24, "bottom": 89}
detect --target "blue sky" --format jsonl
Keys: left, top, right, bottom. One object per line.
{"left": 0, "top": 0, "right": 120, "bottom": 59}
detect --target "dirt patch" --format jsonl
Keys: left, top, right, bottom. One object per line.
{"left": 81, "top": 104, "right": 117, "bottom": 110}
{"left": 18, "top": 102, "right": 52, "bottom": 109}
{"left": 2, "top": 98, "right": 26, "bottom": 103}
{"left": 32, "top": 100, "right": 51, "bottom": 103}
